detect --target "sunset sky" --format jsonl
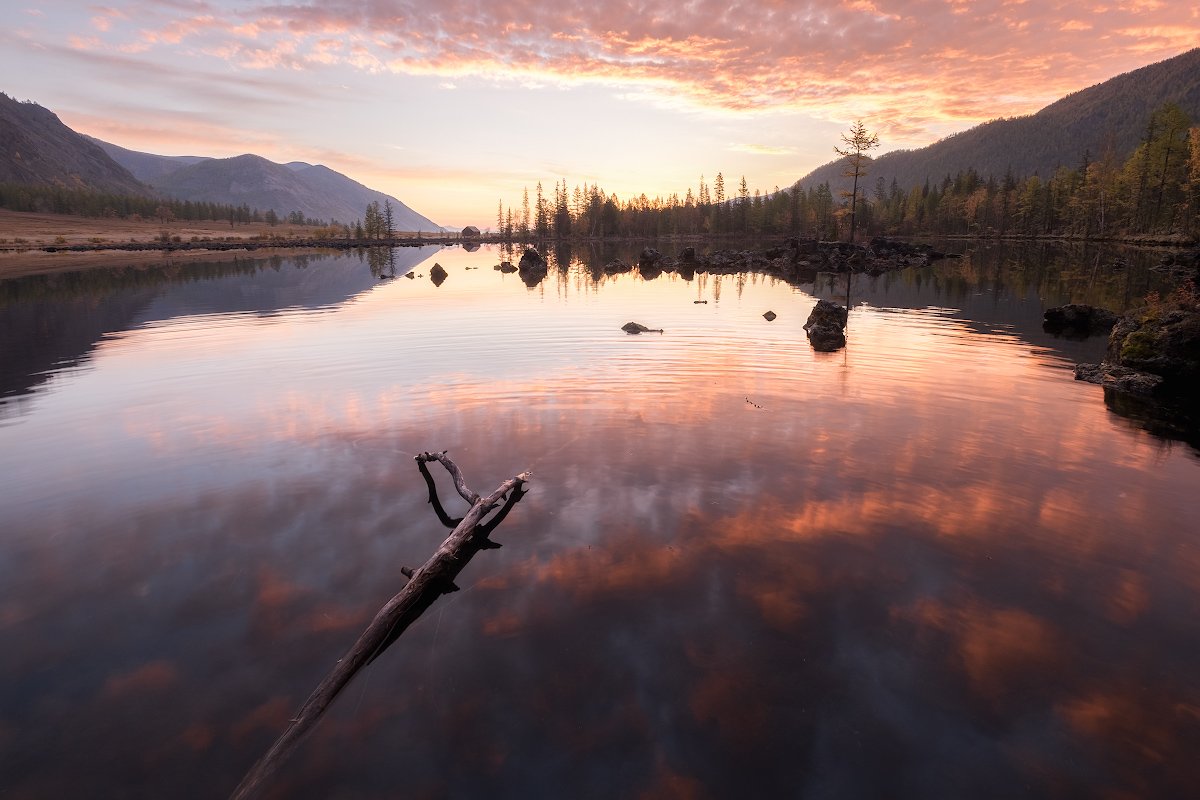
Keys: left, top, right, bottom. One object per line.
{"left": 2, "top": 1, "right": 1197, "bottom": 228}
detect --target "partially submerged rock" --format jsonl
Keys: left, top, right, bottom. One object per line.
{"left": 1074, "top": 363, "right": 1164, "bottom": 396}
{"left": 1075, "top": 298, "right": 1199, "bottom": 398}
{"left": 518, "top": 248, "right": 548, "bottom": 286}
{"left": 1043, "top": 304, "right": 1118, "bottom": 337}
{"left": 518, "top": 248, "right": 546, "bottom": 272}
{"left": 429, "top": 262, "right": 448, "bottom": 286}
{"left": 622, "top": 322, "right": 664, "bottom": 334}
{"left": 494, "top": 261, "right": 517, "bottom": 273}
{"left": 763, "top": 310, "right": 777, "bottom": 321}
{"left": 804, "top": 299, "right": 848, "bottom": 351}
{"left": 1108, "top": 306, "right": 1200, "bottom": 389}
{"left": 638, "top": 248, "right": 663, "bottom": 267}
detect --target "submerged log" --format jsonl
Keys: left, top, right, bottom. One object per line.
{"left": 230, "top": 453, "right": 529, "bottom": 800}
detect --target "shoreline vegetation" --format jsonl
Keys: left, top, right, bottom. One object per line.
{"left": 0, "top": 208, "right": 1196, "bottom": 281}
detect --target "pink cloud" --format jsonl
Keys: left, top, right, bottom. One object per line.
{"left": 44, "top": 1, "right": 1200, "bottom": 144}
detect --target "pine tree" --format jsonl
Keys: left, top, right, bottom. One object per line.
{"left": 833, "top": 121, "right": 880, "bottom": 243}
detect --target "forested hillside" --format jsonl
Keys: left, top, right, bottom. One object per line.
{"left": 799, "top": 48, "right": 1200, "bottom": 194}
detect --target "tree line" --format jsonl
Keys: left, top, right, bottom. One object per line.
{"left": 494, "top": 103, "right": 1199, "bottom": 242}
{"left": 0, "top": 182, "right": 325, "bottom": 227}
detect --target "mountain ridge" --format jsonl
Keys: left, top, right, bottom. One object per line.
{"left": 0, "top": 93, "right": 439, "bottom": 230}
{"left": 0, "top": 92, "right": 146, "bottom": 196}
{"left": 799, "top": 47, "right": 1200, "bottom": 193}
{"left": 92, "top": 139, "right": 441, "bottom": 231}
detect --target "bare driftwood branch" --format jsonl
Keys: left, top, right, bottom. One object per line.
{"left": 416, "top": 450, "right": 480, "bottom": 505}
{"left": 416, "top": 457, "right": 462, "bottom": 529}
{"left": 230, "top": 454, "right": 529, "bottom": 800}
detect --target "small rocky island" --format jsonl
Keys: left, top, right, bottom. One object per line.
{"left": 1072, "top": 287, "right": 1199, "bottom": 399}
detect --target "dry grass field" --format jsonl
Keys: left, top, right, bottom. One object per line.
{"left": 0, "top": 210, "right": 336, "bottom": 279}
{"left": 0, "top": 209, "right": 322, "bottom": 247}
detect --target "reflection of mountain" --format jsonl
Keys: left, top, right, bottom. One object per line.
{"left": 0, "top": 287, "right": 158, "bottom": 407}
{"left": 0, "top": 247, "right": 440, "bottom": 417}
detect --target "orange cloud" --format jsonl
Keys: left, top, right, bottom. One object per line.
{"left": 56, "top": 1, "right": 1200, "bottom": 142}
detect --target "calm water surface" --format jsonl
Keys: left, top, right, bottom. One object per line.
{"left": 1, "top": 242, "right": 1198, "bottom": 798}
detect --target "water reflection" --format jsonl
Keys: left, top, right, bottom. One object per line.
{"left": 0, "top": 243, "right": 1197, "bottom": 798}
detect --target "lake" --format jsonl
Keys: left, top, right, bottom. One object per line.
{"left": 1, "top": 240, "right": 1198, "bottom": 798}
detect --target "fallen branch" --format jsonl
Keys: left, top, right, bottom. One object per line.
{"left": 230, "top": 454, "right": 530, "bottom": 800}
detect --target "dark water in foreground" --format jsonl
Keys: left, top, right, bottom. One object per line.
{"left": 1, "top": 241, "right": 1197, "bottom": 798}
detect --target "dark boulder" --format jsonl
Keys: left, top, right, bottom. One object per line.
{"left": 604, "top": 259, "right": 633, "bottom": 274}
{"left": 1074, "top": 296, "right": 1200, "bottom": 401}
{"left": 429, "top": 262, "right": 448, "bottom": 286}
{"left": 494, "top": 261, "right": 517, "bottom": 273}
{"left": 518, "top": 247, "right": 545, "bottom": 271}
{"left": 805, "top": 298, "right": 848, "bottom": 329}
{"left": 678, "top": 246, "right": 696, "bottom": 262}
{"left": 621, "top": 322, "right": 664, "bottom": 334}
{"left": 763, "top": 311, "right": 777, "bottom": 321}
{"left": 1107, "top": 306, "right": 1200, "bottom": 390}
{"left": 803, "top": 299, "right": 848, "bottom": 352}
{"left": 638, "top": 247, "right": 663, "bottom": 267}
{"left": 1043, "top": 304, "right": 1118, "bottom": 337}
{"left": 1074, "top": 363, "right": 1163, "bottom": 396}
{"left": 518, "top": 248, "right": 547, "bottom": 285}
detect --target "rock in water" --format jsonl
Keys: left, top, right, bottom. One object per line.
{"left": 518, "top": 248, "right": 546, "bottom": 271}
{"left": 1074, "top": 299, "right": 1199, "bottom": 398}
{"left": 1043, "top": 304, "right": 1118, "bottom": 337}
{"left": 518, "top": 248, "right": 548, "bottom": 286}
{"left": 429, "top": 263, "right": 448, "bottom": 286}
{"left": 803, "top": 299, "right": 848, "bottom": 351}
{"left": 638, "top": 248, "right": 663, "bottom": 267}
{"left": 621, "top": 322, "right": 664, "bottom": 334}
{"left": 763, "top": 310, "right": 777, "bottom": 321}
{"left": 1074, "top": 363, "right": 1164, "bottom": 396}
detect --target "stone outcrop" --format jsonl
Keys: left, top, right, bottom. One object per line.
{"left": 621, "top": 322, "right": 664, "bottom": 334}
{"left": 1075, "top": 302, "right": 1200, "bottom": 397}
{"left": 803, "top": 299, "right": 848, "bottom": 352}
{"left": 517, "top": 248, "right": 547, "bottom": 286}
{"left": 429, "top": 262, "right": 448, "bottom": 286}
{"left": 1043, "top": 304, "right": 1118, "bottom": 337}
{"left": 638, "top": 247, "right": 663, "bottom": 267}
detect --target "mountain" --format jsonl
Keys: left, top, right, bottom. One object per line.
{"left": 95, "top": 139, "right": 440, "bottom": 229}
{"left": 799, "top": 47, "right": 1200, "bottom": 193}
{"left": 85, "top": 136, "right": 209, "bottom": 184}
{"left": 0, "top": 93, "right": 146, "bottom": 195}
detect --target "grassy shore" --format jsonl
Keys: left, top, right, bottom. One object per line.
{"left": 0, "top": 210, "right": 454, "bottom": 280}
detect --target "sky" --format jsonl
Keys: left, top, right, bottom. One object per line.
{"left": 1, "top": 1, "right": 1198, "bottom": 228}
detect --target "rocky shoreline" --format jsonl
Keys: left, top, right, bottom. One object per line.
{"left": 585, "top": 236, "right": 961, "bottom": 283}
